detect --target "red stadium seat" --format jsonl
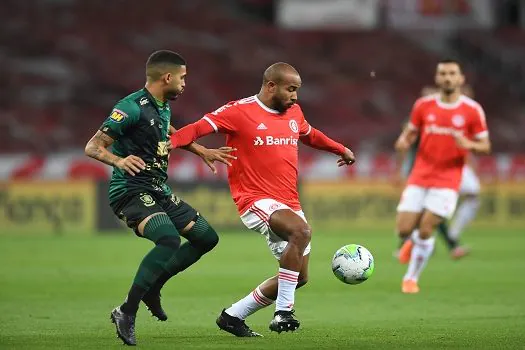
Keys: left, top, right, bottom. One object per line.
{"left": 509, "top": 155, "right": 525, "bottom": 180}
{"left": 475, "top": 156, "right": 499, "bottom": 181}
{"left": 68, "top": 160, "right": 109, "bottom": 180}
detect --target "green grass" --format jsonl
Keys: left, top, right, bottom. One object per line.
{"left": 1, "top": 227, "right": 524, "bottom": 349}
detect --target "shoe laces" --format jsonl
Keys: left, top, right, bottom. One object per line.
{"left": 127, "top": 315, "right": 136, "bottom": 334}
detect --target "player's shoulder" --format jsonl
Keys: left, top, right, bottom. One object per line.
{"left": 229, "top": 95, "right": 259, "bottom": 111}
{"left": 413, "top": 94, "right": 438, "bottom": 109}
{"left": 113, "top": 90, "right": 143, "bottom": 119}
{"left": 459, "top": 95, "right": 484, "bottom": 113}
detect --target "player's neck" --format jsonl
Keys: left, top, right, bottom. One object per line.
{"left": 144, "top": 84, "right": 167, "bottom": 104}
{"left": 439, "top": 91, "right": 461, "bottom": 104}
{"left": 256, "top": 92, "right": 276, "bottom": 111}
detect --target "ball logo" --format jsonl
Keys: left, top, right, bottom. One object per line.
{"left": 452, "top": 115, "right": 465, "bottom": 127}
{"left": 289, "top": 120, "right": 299, "bottom": 133}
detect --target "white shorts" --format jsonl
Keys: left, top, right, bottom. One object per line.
{"left": 240, "top": 199, "right": 311, "bottom": 260}
{"left": 459, "top": 165, "right": 481, "bottom": 195}
{"left": 397, "top": 185, "right": 459, "bottom": 219}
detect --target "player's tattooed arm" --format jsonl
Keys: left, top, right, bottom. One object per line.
{"left": 85, "top": 131, "right": 146, "bottom": 176}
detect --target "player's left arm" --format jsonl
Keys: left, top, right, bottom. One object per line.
{"left": 298, "top": 118, "right": 355, "bottom": 166}
{"left": 454, "top": 105, "right": 491, "bottom": 155}
{"left": 168, "top": 125, "right": 236, "bottom": 174}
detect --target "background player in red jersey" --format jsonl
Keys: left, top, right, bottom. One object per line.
{"left": 394, "top": 59, "right": 491, "bottom": 294}
{"left": 171, "top": 62, "right": 355, "bottom": 335}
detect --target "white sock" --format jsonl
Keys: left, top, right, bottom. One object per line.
{"left": 411, "top": 229, "right": 420, "bottom": 241}
{"left": 225, "top": 286, "right": 274, "bottom": 320}
{"left": 275, "top": 268, "right": 299, "bottom": 311}
{"left": 404, "top": 234, "right": 435, "bottom": 282}
{"left": 449, "top": 197, "right": 480, "bottom": 241}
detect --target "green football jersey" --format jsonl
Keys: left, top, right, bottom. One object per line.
{"left": 99, "top": 88, "right": 173, "bottom": 203}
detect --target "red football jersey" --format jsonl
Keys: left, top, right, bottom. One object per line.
{"left": 407, "top": 94, "right": 489, "bottom": 190}
{"left": 202, "top": 95, "right": 312, "bottom": 214}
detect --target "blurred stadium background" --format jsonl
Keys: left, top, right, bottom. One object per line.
{"left": 1, "top": 1, "right": 524, "bottom": 348}
{"left": 1, "top": 0, "right": 523, "bottom": 234}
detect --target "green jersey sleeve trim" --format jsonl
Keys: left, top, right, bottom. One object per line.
{"left": 99, "top": 99, "right": 140, "bottom": 140}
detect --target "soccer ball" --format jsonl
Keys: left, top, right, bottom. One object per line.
{"left": 331, "top": 244, "right": 375, "bottom": 284}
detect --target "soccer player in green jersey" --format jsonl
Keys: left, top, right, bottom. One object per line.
{"left": 85, "top": 50, "right": 235, "bottom": 346}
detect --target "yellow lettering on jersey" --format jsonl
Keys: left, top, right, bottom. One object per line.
{"left": 157, "top": 141, "right": 169, "bottom": 156}
{"left": 110, "top": 109, "right": 127, "bottom": 123}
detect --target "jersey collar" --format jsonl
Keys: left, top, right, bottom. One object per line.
{"left": 254, "top": 95, "right": 279, "bottom": 114}
{"left": 143, "top": 88, "right": 167, "bottom": 108}
{"left": 435, "top": 94, "right": 464, "bottom": 110}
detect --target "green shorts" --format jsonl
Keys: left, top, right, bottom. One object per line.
{"left": 110, "top": 192, "right": 198, "bottom": 235}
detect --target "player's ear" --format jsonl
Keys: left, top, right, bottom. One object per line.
{"left": 267, "top": 81, "right": 277, "bottom": 93}
{"left": 163, "top": 72, "right": 172, "bottom": 85}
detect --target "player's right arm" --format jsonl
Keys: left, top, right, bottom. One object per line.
{"left": 85, "top": 101, "right": 146, "bottom": 176}
{"left": 395, "top": 102, "right": 422, "bottom": 152}
{"left": 171, "top": 101, "right": 238, "bottom": 148}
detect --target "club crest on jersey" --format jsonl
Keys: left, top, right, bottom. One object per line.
{"left": 427, "top": 114, "right": 436, "bottom": 122}
{"left": 140, "top": 193, "right": 156, "bottom": 207}
{"left": 109, "top": 109, "right": 127, "bottom": 123}
{"left": 289, "top": 120, "right": 299, "bottom": 133}
{"left": 269, "top": 203, "right": 282, "bottom": 211}
{"left": 452, "top": 115, "right": 465, "bottom": 127}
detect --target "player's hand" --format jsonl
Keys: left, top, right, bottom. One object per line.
{"left": 200, "top": 147, "right": 237, "bottom": 174}
{"left": 337, "top": 147, "right": 355, "bottom": 167}
{"left": 166, "top": 139, "right": 174, "bottom": 152}
{"left": 454, "top": 132, "right": 473, "bottom": 150}
{"left": 115, "top": 155, "right": 146, "bottom": 176}
{"left": 395, "top": 136, "right": 410, "bottom": 152}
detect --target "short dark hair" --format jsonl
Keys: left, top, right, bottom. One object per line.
{"left": 146, "top": 50, "right": 186, "bottom": 80}
{"left": 437, "top": 58, "right": 462, "bottom": 71}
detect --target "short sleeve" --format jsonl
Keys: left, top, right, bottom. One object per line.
{"left": 202, "top": 101, "right": 239, "bottom": 134}
{"left": 470, "top": 103, "right": 489, "bottom": 139}
{"left": 99, "top": 100, "right": 140, "bottom": 140}
{"left": 297, "top": 106, "right": 312, "bottom": 136}
{"left": 408, "top": 100, "right": 424, "bottom": 131}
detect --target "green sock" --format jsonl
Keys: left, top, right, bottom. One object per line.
{"left": 120, "top": 214, "right": 181, "bottom": 315}
{"left": 145, "top": 216, "right": 219, "bottom": 296}
{"left": 437, "top": 221, "right": 458, "bottom": 250}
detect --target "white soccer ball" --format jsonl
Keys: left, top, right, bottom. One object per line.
{"left": 331, "top": 244, "right": 375, "bottom": 284}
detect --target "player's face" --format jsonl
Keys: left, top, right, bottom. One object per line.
{"left": 435, "top": 63, "right": 464, "bottom": 95}
{"left": 164, "top": 65, "right": 187, "bottom": 100}
{"left": 271, "top": 74, "right": 302, "bottom": 113}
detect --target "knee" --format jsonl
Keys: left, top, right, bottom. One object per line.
{"left": 464, "top": 194, "right": 480, "bottom": 207}
{"left": 418, "top": 223, "right": 434, "bottom": 239}
{"left": 156, "top": 234, "right": 181, "bottom": 249}
{"left": 191, "top": 217, "right": 220, "bottom": 253}
{"left": 201, "top": 229, "right": 219, "bottom": 253}
{"left": 397, "top": 221, "right": 415, "bottom": 238}
{"left": 289, "top": 225, "right": 312, "bottom": 247}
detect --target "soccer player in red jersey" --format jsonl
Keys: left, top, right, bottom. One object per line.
{"left": 394, "top": 59, "right": 491, "bottom": 294}
{"left": 171, "top": 62, "right": 355, "bottom": 335}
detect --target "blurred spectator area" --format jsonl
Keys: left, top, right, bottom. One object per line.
{"left": 0, "top": 0, "right": 523, "bottom": 154}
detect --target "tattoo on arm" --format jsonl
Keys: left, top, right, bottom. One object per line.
{"left": 84, "top": 131, "right": 122, "bottom": 166}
